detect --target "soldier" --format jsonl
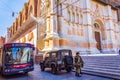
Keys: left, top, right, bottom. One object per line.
{"left": 74, "top": 52, "right": 84, "bottom": 77}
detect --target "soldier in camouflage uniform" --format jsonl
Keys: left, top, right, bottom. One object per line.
{"left": 74, "top": 52, "right": 84, "bottom": 77}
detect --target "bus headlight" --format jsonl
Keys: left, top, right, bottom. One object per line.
{"left": 5, "top": 69, "right": 10, "bottom": 72}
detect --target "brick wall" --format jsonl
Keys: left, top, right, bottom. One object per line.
{"left": 0, "top": 36, "right": 5, "bottom": 48}
{"left": 0, "top": 36, "right": 5, "bottom": 44}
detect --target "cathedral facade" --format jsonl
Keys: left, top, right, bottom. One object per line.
{"left": 7, "top": 0, "right": 120, "bottom": 54}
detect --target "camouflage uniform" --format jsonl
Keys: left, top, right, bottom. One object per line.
{"left": 75, "top": 55, "right": 84, "bottom": 76}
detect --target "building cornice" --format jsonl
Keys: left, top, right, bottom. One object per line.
{"left": 93, "top": 0, "right": 118, "bottom": 10}
{"left": 8, "top": 16, "right": 37, "bottom": 42}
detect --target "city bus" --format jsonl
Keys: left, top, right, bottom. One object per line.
{"left": 0, "top": 43, "right": 34, "bottom": 75}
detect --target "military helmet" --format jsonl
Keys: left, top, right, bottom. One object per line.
{"left": 76, "top": 52, "right": 79, "bottom": 54}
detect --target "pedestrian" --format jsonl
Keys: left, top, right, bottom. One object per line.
{"left": 74, "top": 52, "right": 84, "bottom": 77}
{"left": 119, "top": 49, "right": 120, "bottom": 55}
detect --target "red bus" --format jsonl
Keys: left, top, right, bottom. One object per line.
{"left": 0, "top": 43, "right": 34, "bottom": 75}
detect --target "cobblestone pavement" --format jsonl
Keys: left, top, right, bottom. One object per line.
{"left": 0, "top": 65, "right": 112, "bottom": 80}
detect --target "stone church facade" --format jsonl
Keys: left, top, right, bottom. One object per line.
{"left": 7, "top": 0, "right": 120, "bottom": 54}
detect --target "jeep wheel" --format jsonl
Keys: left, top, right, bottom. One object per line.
{"left": 51, "top": 65, "right": 57, "bottom": 74}
{"left": 66, "top": 67, "right": 72, "bottom": 73}
{"left": 41, "top": 64, "right": 45, "bottom": 71}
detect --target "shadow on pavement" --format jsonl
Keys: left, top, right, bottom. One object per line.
{"left": 0, "top": 73, "right": 28, "bottom": 79}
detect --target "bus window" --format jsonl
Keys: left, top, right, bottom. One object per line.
{"left": 20, "top": 48, "right": 31, "bottom": 63}
{"left": 5, "top": 47, "right": 33, "bottom": 64}
{"left": 5, "top": 48, "right": 12, "bottom": 64}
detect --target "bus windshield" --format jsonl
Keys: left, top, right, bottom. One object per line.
{"left": 5, "top": 47, "right": 33, "bottom": 64}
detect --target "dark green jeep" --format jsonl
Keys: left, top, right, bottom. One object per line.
{"left": 39, "top": 49, "right": 73, "bottom": 74}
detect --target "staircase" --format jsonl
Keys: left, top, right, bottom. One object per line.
{"left": 81, "top": 54, "right": 120, "bottom": 79}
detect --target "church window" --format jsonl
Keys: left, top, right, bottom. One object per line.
{"left": 59, "top": 3, "right": 62, "bottom": 16}
{"left": 68, "top": 10, "right": 71, "bottom": 22}
{"left": 94, "top": 23, "right": 100, "bottom": 29}
{"left": 16, "top": 20, "right": 18, "bottom": 31}
{"left": 29, "top": 6, "right": 33, "bottom": 16}
{"left": 20, "top": 13, "right": 22, "bottom": 26}
{"left": 79, "top": 14, "right": 83, "bottom": 24}
{"left": 77, "top": 13, "right": 79, "bottom": 23}
{"left": 73, "top": 12, "right": 75, "bottom": 22}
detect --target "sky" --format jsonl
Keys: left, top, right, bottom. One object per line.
{"left": 0, "top": 0, "right": 28, "bottom": 37}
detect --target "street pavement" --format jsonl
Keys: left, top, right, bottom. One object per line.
{"left": 0, "top": 65, "right": 113, "bottom": 80}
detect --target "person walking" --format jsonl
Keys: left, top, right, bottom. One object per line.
{"left": 74, "top": 52, "right": 84, "bottom": 77}
{"left": 119, "top": 49, "right": 120, "bottom": 55}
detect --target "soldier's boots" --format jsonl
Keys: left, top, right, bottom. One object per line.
{"left": 75, "top": 73, "right": 81, "bottom": 77}
{"left": 75, "top": 72, "right": 77, "bottom": 76}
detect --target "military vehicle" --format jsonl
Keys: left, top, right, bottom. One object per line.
{"left": 39, "top": 49, "right": 73, "bottom": 74}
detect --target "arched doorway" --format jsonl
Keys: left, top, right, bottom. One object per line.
{"left": 94, "top": 23, "right": 102, "bottom": 51}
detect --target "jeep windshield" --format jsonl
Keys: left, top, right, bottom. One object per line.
{"left": 60, "top": 50, "right": 72, "bottom": 56}
{"left": 5, "top": 47, "right": 33, "bottom": 64}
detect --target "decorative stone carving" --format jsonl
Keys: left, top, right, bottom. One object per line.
{"left": 40, "top": 0, "right": 50, "bottom": 17}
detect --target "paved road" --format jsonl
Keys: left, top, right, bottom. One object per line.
{"left": 0, "top": 65, "right": 112, "bottom": 80}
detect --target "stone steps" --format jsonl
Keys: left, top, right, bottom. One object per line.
{"left": 84, "top": 65, "right": 120, "bottom": 70}
{"left": 82, "top": 69, "right": 120, "bottom": 80}
{"left": 79, "top": 55, "right": 120, "bottom": 79}
{"left": 85, "top": 63, "right": 120, "bottom": 67}
{"left": 83, "top": 67, "right": 120, "bottom": 73}
{"left": 84, "top": 62, "right": 120, "bottom": 64}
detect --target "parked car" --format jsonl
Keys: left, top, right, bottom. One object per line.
{"left": 39, "top": 49, "right": 73, "bottom": 74}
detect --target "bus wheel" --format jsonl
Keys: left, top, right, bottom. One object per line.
{"left": 25, "top": 72, "right": 28, "bottom": 74}
{"left": 0, "top": 68, "right": 4, "bottom": 76}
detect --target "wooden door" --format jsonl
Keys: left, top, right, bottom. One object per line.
{"left": 95, "top": 32, "right": 101, "bottom": 51}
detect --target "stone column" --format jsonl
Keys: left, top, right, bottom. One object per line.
{"left": 49, "top": 0, "right": 58, "bottom": 36}
{"left": 103, "top": 5, "right": 116, "bottom": 53}
{"left": 44, "top": 0, "right": 59, "bottom": 51}
{"left": 82, "top": 0, "right": 98, "bottom": 54}
{"left": 46, "top": 17, "right": 50, "bottom": 34}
